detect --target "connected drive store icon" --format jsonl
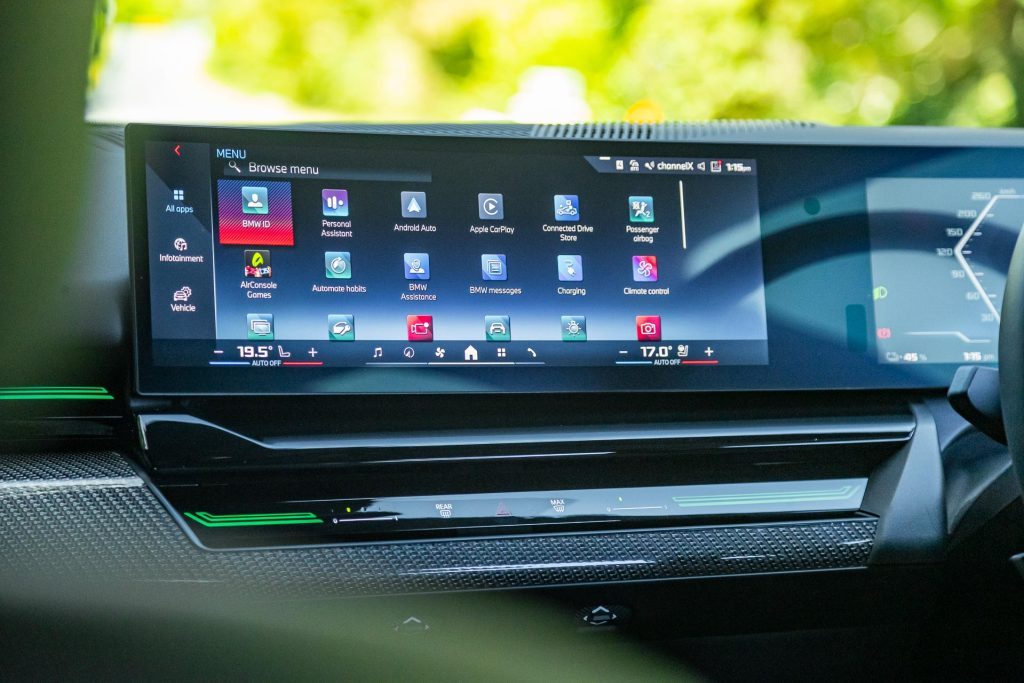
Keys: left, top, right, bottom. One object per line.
{"left": 553, "top": 195, "right": 579, "bottom": 221}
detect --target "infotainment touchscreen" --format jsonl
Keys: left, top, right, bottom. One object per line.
{"left": 129, "top": 126, "right": 770, "bottom": 394}
{"left": 128, "top": 125, "right": 1024, "bottom": 394}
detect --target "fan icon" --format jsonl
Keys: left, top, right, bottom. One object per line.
{"left": 434, "top": 347, "right": 446, "bottom": 359}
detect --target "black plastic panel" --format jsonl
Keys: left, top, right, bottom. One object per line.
{"left": 0, "top": 451, "right": 875, "bottom": 598}
{"left": 161, "top": 476, "right": 868, "bottom": 549}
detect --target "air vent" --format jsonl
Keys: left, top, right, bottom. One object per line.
{"left": 531, "top": 120, "right": 821, "bottom": 141}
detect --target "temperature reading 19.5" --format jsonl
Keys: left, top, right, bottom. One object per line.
{"left": 237, "top": 345, "right": 273, "bottom": 359}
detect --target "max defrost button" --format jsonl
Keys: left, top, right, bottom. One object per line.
{"left": 577, "top": 605, "right": 632, "bottom": 628}
{"left": 394, "top": 616, "right": 431, "bottom": 634}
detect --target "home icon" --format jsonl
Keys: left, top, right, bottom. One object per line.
{"left": 464, "top": 345, "right": 478, "bottom": 361}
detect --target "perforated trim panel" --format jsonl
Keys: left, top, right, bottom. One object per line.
{"left": 530, "top": 120, "right": 820, "bottom": 140}
{"left": 0, "top": 452, "right": 876, "bottom": 598}
{"left": 0, "top": 450, "right": 135, "bottom": 481}
{"left": 95, "top": 120, "right": 821, "bottom": 145}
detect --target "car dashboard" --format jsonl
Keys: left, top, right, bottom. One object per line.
{"left": 3, "top": 121, "right": 1023, "bottom": 679}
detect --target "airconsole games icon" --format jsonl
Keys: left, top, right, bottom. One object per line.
{"left": 244, "top": 250, "right": 271, "bottom": 278}
{"left": 218, "top": 179, "right": 294, "bottom": 246}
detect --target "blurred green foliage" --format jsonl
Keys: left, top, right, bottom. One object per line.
{"left": 112, "top": 0, "right": 1024, "bottom": 126}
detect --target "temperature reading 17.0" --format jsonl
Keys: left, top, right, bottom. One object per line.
{"left": 641, "top": 345, "right": 672, "bottom": 358}
{"left": 869, "top": 178, "right": 1024, "bottom": 365}
{"left": 237, "top": 345, "right": 273, "bottom": 359}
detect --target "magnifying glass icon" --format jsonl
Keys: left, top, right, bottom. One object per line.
{"left": 228, "top": 161, "right": 242, "bottom": 174}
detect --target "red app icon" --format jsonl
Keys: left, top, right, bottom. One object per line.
{"left": 636, "top": 315, "right": 662, "bottom": 341}
{"left": 407, "top": 315, "right": 434, "bottom": 342}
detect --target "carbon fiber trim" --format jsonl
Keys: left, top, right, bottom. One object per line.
{"left": 0, "top": 450, "right": 135, "bottom": 481}
{"left": 0, "top": 452, "right": 876, "bottom": 598}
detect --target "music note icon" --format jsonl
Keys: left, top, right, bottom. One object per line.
{"left": 372, "top": 347, "right": 383, "bottom": 358}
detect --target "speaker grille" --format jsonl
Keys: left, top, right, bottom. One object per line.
{"left": 101, "top": 120, "right": 821, "bottom": 145}
{"left": 530, "top": 120, "right": 820, "bottom": 141}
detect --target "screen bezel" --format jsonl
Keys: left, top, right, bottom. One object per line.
{"left": 127, "top": 123, "right": 1009, "bottom": 396}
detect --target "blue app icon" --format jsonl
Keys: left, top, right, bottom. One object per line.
{"left": 246, "top": 313, "right": 274, "bottom": 340}
{"left": 484, "top": 315, "right": 511, "bottom": 342}
{"left": 554, "top": 194, "right": 579, "bottom": 221}
{"left": 324, "top": 252, "right": 351, "bottom": 279}
{"left": 404, "top": 252, "right": 430, "bottom": 279}
{"left": 560, "top": 315, "right": 587, "bottom": 342}
{"left": 241, "top": 186, "right": 269, "bottom": 215}
{"left": 327, "top": 314, "right": 355, "bottom": 341}
{"left": 401, "top": 191, "right": 427, "bottom": 218}
{"left": 557, "top": 254, "right": 583, "bottom": 281}
{"left": 629, "top": 195, "right": 654, "bottom": 222}
{"left": 481, "top": 254, "right": 507, "bottom": 280}
{"left": 478, "top": 193, "right": 504, "bottom": 220}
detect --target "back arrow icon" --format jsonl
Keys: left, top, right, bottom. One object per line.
{"left": 173, "top": 144, "right": 182, "bottom": 157}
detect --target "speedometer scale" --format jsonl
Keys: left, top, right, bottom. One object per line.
{"left": 868, "top": 178, "right": 1024, "bottom": 365}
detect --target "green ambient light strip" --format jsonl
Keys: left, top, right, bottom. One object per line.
{"left": 672, "top": 485, "right": 860, "bottom": 508}
{"left": 0, "top": 386, "right": 114, "bottom": 400}
{"left": 184, "top": 511, "right": 323, "bottom": 528}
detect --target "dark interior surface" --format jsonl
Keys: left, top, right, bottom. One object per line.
{"left": 4, "top": 5, "right": 1024, "bottom": 679}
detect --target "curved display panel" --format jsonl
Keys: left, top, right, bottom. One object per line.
{"left": 126, "top": 125, "right": 1024, "bottom": 394}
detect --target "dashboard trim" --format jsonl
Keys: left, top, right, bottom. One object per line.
{"left": 0, "top": 451, "right": 878, "bottom": 597}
